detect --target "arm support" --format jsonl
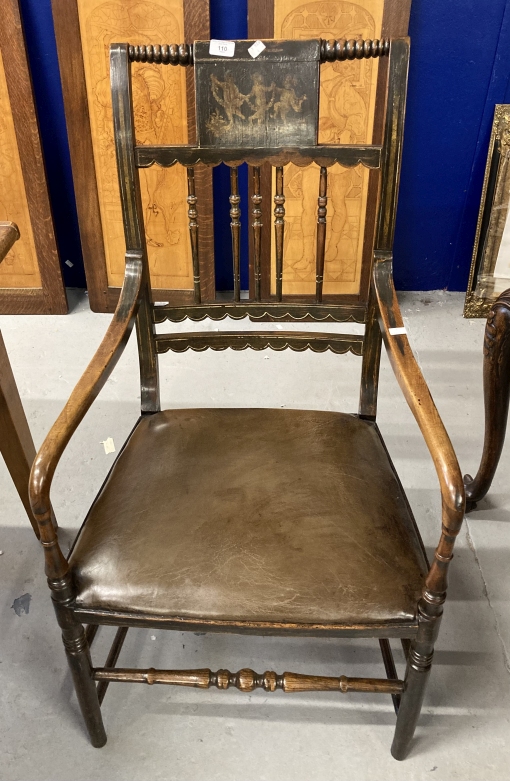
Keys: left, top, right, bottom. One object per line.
{"left": 373, "top": 254, "right": 464, "bottom": 611}
{"left": 29, "top": 252, "right": 143, "bottom": 580}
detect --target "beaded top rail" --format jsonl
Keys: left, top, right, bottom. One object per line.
{"left": 110, "top": 37, "right": 408, "bottom": 320}
{"left": 131, "top": 38, "right": 389, "bottom": 168}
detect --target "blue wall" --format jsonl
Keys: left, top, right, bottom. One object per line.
{"left": 18, "top": 0, "right": 510, "bottom": 291}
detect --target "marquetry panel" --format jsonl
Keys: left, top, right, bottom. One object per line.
{"left": 0, "top": 51, "right": 40, "bottom": 289}
{"left": 271, "top": 0, "right": 383, "bottom": 297}
{"left": 0, "top": 0, "right": 66, "bottom": 313}
{"left": 76, "top": 0, "right": 192, "bottom": 290}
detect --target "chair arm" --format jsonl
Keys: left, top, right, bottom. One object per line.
{"left": 373, "top": 253, "right": 464, "bottom": 526}
{"left": 0, "top": 221, "right": 20, "bottom": 262}
{"left": 373, "top": 253, "right": 464, "bottom": 611}
{"left": 29, "top": 252, "right": 143, "bottom": 580}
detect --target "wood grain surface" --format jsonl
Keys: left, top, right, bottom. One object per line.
{"left": 0, "top": 0, "right": 67, "bottom": 313}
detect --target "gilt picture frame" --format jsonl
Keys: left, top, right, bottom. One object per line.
{"left": 464, "top": 105, "right": 510, "bottom": 318}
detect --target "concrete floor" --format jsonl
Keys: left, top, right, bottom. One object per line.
{"left": 0, "top": 290, "right": 509, "bottom": 780}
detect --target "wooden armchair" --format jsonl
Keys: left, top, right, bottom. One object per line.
{"left": 29, "top": 38, "right": 465, "bottom": 760}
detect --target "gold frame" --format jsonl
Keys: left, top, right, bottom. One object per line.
{"left": 465, "top": 104, "right": 510, "bottom": 317}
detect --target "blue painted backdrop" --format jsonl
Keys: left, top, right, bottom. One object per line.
{"left": 17, "top": 0, "right": 510, "bottom": 291}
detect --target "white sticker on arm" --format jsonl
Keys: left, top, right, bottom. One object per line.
{"left": 388, "top": 326, "right": 407, "bottom": 336}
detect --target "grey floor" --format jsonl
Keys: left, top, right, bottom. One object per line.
{"left": 0, "top": 290, "right": 509, "bottom": 781}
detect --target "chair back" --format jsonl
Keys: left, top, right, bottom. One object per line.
{"left": 110, "top": 37, "right": 409, "bottom": 411}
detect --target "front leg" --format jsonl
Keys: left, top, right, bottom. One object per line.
{"left": 465, "top": 290, "right": 510, "bottom": 510}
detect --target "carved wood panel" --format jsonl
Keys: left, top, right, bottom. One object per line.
{"left": 77, "top": 0, "right": 192, "bottom": 290}
{"left": 0, "top": 52, "right": 40, "bottom": 290}
{"left": 53, "top": 0, "right": 213, "bottom": 312}
{"left": 0, "top": 0, "right": 67, "bottom": 313}
{"left": 248, "top": 0, "right": 411, "bottom": 301}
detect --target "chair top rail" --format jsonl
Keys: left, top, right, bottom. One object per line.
{"left": 127, "top": 38, "right": 390, "bottom": 65}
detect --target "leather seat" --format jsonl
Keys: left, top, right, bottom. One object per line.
{"left": 69, "top": 408, "right": 428, "bottom": 628}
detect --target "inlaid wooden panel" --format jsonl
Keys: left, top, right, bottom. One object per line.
{"left": 0, "top": 51, "right": 40, "bottom": 289}
{"left": 273, "top": 0, "right": 382, "bottom": 296}
{"left": 53, "top": 0, "right": 213, "bottom": 312}
{"left": 77, "top": 0, "right": 192, "bottom": 290}
{"left": 249, "top": 0, "right": 411, "bottom": 301}
{"left": 0, "top": 0, "right": 67, "bottom": 314}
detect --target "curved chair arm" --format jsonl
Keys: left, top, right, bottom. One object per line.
{"left": 0, "top": 221, "right": 20, "bottom": 261}
{"left": 29, "top": 252, "right": 143, "bottom": 581}
{"left": 373, "top": 253, "right": 464, "bottom": 611}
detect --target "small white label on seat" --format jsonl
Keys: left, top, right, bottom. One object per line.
{"left": 248, "top": 40, "right": 266, "bottom": 58}
{"left": 209, "top": 39, "right": 235, "bottom": 57}
{"left": 101, "top": 437, "right": 116, "bottom": 455}
{"left": 388, "top": 326, "right": 407, "bottom": 336}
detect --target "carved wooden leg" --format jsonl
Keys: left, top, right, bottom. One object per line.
{"left": 465, "top": 290, "right": 510, "bottom": 510}
{"left": 391, "top": 609, "right": 440, "bottom": 760}
{"left": 52, "top": 580, "right": 106, "bottom": 747}
{"left": 0, "top": 331, "right": 39, "bottom": 537}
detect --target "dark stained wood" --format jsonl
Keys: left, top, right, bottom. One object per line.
{"left": 186, "top": 167, "right": 201, "bottom": 304}
{"left": 93, "top": 666, "right": 404, "bottom": 695}
{"left": 379, "top": 638, "right": 401, "bottom": 714}
{"left": 274, "top": 166, "right": 285, "bottom": 301}
{"left": 155, "top": 331, "right": 363, "bottom": 355}
{"left": 465, "top": 288, "right": 510, "bottom": 509}
{"left": 0, "top": 1, "right": 67, "bottom": 314}
{"left": 315, "top": 167, "right": 327, "bottom": 303}
{"left": 136, "top": 145, "right": 382, "bottom": 169}
{"left": 73, "top": 607, "right": 420, "bottom": 638}
{"left": 373, "top": 251, "right": 465, "bottom": 759}
{"left": 360, "top": 38, "right": 410, "bottom": 419}
{"left": 97, "top": 626, "right": 129, "bottom": 705}
{"left": 152, "top": 301, "right": 366, "bottom": 323}
{"left": 229, "top": 167, "right": 241, "bottom": 301}
{"left": 252, "top": 166, "right": 263, "bottom": 301}
{"left": 110, "top": 44, "right": 160, "bottom": 414}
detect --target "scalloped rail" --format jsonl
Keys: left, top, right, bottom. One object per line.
{"left": 154, "top": 331, "right": 364, "bottom": 355}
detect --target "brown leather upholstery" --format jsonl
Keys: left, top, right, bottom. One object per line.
{"left": 69, "top": 409, "right": 428, "bottom": 627}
